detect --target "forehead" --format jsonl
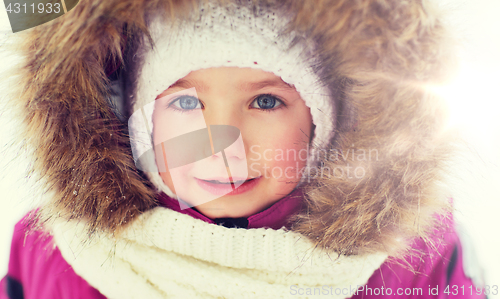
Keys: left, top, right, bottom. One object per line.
{"left": 167, "top": 67, "right": 295, "bottom": 93}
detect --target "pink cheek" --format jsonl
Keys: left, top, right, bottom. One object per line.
{"left": 169, "top": 165, "right": 192, "bottom": 188}
{"left": 153, "top": 117, "right": 182, "bottom": 144}
{"left": 260, "top": 138, "right": 309, "bottom": 181}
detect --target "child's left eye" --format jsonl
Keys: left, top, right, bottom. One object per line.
{"left": 250, "top": 94, "right": 283, "bottom": 110}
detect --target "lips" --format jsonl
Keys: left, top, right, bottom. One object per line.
{"left": 200, "top": 177, "right": 250, "bottom": 184}
{"left": 195, "top": 176, "right": 261, "bottom": 196}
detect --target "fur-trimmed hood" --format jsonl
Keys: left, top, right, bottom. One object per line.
{"left": 6, "top": 0, "right": 454, "bottom": 256}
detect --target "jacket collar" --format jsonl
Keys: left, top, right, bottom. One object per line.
{"left": 157, "top": 188, "right": 305, "bottom": 230}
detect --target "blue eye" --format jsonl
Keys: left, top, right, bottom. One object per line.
{"left": 251, "top": 94, "right": 283, "bottom": 110}
{"left": 170, "top": 96, "right": 202, "bottom": 110}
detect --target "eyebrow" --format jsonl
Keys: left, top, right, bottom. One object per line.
{"left": 167, "top": 79, "right": 208, "bottom": 93}
{"left": 239, "top": 79, "right": 296, "bottom": 92}
{"left": 166, "top": 78, "right": 296, "bottom": 93}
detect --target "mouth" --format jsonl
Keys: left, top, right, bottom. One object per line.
{"left": 195, "top": 176, "right": 261, "bottom": 196}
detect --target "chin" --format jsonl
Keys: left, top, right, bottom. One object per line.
{"left": 195, "top": 199, "right": 256, "bottom": 219}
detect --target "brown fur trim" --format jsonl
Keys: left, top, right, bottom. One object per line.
{"left": 9, "top": 0, "right": 456, "bottom": 254}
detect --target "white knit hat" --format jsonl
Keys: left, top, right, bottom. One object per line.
{"left": 128, "top": 2, "right": 336, "bottom": 198}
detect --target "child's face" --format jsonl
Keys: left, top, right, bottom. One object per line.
{"left": 153, "top": 67, "right": 313, "bottom": 219}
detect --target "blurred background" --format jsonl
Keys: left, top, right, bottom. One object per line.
{"left": 0, "top": 0, "right": 499, "bottom": 295}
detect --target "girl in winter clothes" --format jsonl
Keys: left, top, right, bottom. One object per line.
{"left": 0, "top": 0, "right": 486, "bottom": 298}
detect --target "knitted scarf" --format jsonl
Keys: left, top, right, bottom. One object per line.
{"left": 50, "top": 208, "right": 387, "bottom": 299}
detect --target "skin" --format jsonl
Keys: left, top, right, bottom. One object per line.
{"left": 152, "top": 67, "right": 313, "bottom": 219}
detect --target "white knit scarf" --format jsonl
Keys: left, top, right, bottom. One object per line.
{"left": 50, "top": 207, "right": 387, "bottom": 299}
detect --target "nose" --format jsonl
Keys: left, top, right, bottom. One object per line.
{"left": 201, "top": 100, "right": 248, "bottom": 162}
{"left": 203, "top": 125, "right": 246, "bottom": 161}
